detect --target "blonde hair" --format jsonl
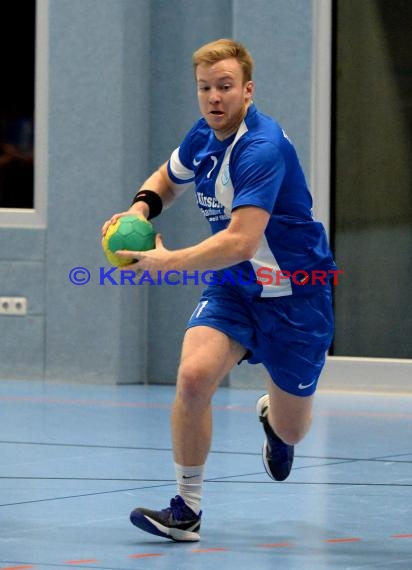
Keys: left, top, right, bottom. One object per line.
{"left": 192, "top": 39, "right": 254, "bottom": 82}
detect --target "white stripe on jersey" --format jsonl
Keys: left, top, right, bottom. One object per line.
{"left": 170, "top": 147, "right": 194, "bottom": 181}
{"left": 215, "top": 121, "right": 247, "bottom": 218}
{"left": 214, "top": 120, "right": 292, "bottom": 297}
{"left": 250, "top": 235, "right": 292, "bottom": 297}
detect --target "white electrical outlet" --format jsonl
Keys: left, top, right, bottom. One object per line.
{"left": 0, "top": 297, "right": 27, "bottom": 316}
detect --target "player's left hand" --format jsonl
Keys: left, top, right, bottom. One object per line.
{"left": 101, "top": 210, "right": 148, "bottom": 237}
{"left": 115, "top": 234, "right": 171, "bottom": 273}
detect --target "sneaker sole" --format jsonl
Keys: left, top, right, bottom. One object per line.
{"left": 257, "top": 395, "right": 274, "bottom": 480}
{"left": 261, "top": 439, "right": 276, "bottom": 481}
{"left": 130, "top": 511, "right": 200, "bottom": 542}
{"left": 256, "top": 394, "right": 270, "bottom": 419}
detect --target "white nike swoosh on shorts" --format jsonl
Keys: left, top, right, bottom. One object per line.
{"left": 298, "top": 379, "right": 317, "bottom": 390}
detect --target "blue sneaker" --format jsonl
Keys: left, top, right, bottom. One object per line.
{"left": 256, "top": 394, "right": 294, "bottom": 481}
{"left": 130, "top": 495, "right": 201, "bottom": 542}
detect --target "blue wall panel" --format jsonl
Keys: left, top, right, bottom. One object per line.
{"left": 0, "top": 0, "right": 314, "bottom": 385}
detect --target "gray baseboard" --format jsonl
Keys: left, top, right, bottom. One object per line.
{"left": 230, "top": 356, "right": 412, "bottom": 393}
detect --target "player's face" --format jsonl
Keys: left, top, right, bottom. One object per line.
{"left": 196, "top": 58, "right": 254, "bottom": 141}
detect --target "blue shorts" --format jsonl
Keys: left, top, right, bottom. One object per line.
{"left": 186, "top": 286, "right": 334, "bottom": 396}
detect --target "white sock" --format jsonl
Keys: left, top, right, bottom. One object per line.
{"left": 175, "top": 463, "right": 204, "bottom": 515}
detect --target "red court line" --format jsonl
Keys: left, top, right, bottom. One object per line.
{"left": 191, "top": 547, "right": 228, "bottom": 553}
{"left": 318, "top": 410, "right": 412, "bottom": 420}
{"left": 63, "top": 560, "right": 98, "bottom": 565}
{"left": 1, "top": 532, "right": 410, "bottom": 568}
{"left": 0, "top": 396, "right": 170, "bottom": 409}
{"left": 258, "top": 542, "right": 295, "bottom": 548}
{"left": 0, "top": 396, "right": 251, "bottom": 413}
{"left": 324, "top": 537, "right": 361, "bottom": 543}
{"left": 1, "top": 566, "right": 34, "bottom": 570}
{"left": 128, "top": 553, "right": 163, "bottom": 558}
{"left": 2, "top": 395, "right": 412, "bottom": 419}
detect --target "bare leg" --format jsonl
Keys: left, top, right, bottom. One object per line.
{"left": 172, "top": 326, "right": 246, "bottom": 466}
{"left": 267, "top": 381, "right": 314, "bottom": 445}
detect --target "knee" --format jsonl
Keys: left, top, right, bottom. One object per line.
{"left": 176, "top": 362, "right": 211, "bottom": 404}
{"left": 272, "top": 420, "right": 311, "bottom": 446}
{"left": 276, "top": 428, "right": 303, "bottom": 446}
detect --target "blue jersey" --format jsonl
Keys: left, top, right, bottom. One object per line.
{"left": 167, "top": 104, "right": 336, "bottom": 297}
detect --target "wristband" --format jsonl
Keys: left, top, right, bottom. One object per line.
{"left": 131, "top": 189, "right": 163, "bottom": 220}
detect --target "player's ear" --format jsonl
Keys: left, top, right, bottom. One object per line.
{"left": 245, "top": 80, "right": 254, "bottom": 101}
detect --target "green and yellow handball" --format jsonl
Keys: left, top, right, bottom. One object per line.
{"left": 102, "top": 215, "right": 155, "bottom": 267}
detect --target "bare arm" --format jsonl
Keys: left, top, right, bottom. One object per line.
{"left": 130, "top": 162, "right": 188, "bottom": 213}
{"left": 102, "top": 161, "right": 190, "bottom": 235}
{"left": 117, "top": 206, "right": 270, "bottom": 273}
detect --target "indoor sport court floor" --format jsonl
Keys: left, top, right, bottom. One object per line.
{"left": 0, "top": 380, "right": 411, "bottom": 570}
